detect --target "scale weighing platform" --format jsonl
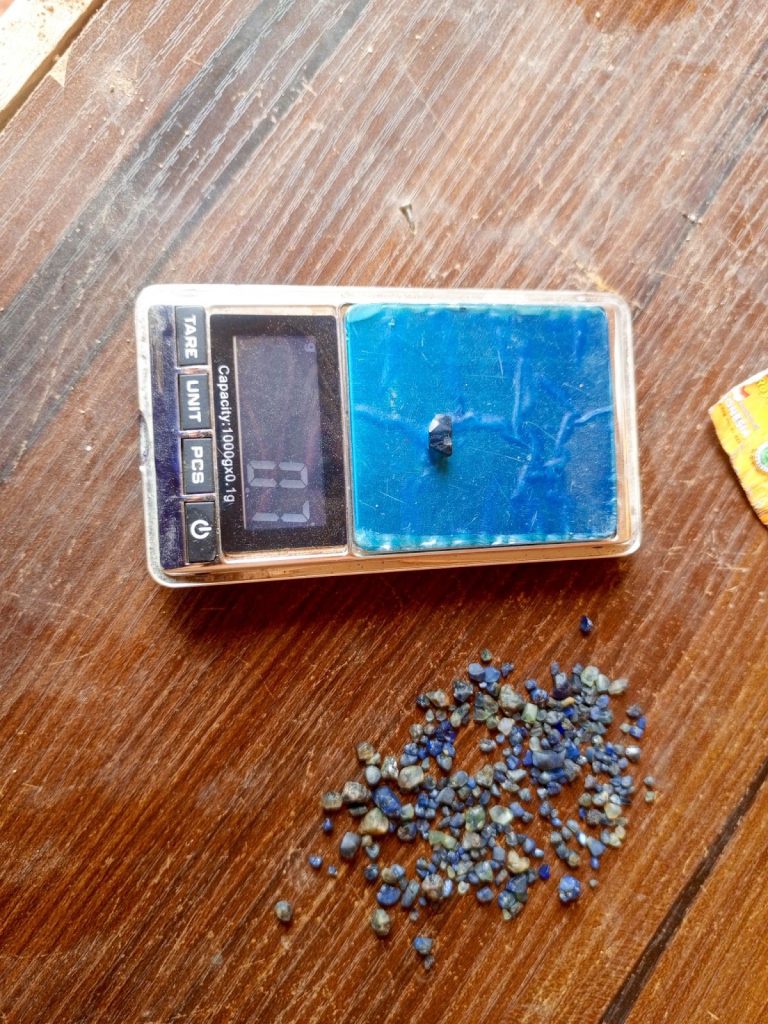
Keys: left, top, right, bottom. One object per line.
{"left": 135, "top": 285, "right": 640, "bottom": 586}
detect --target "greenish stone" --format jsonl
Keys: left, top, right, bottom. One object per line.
{"left": 522, "top": 703, "right": 538, "bottom": 724}
{"left": 490, "top": 806, "right": 513, "bottom": 826}
{"left": 465, "top": 806, "right": 486, "bottom": 831}
{"left": 398, "top": 766, "right": 424, "bottom": 791}
{"left": 370, "top": 908, "right": 391, "bottom": 937}
{"left": 359, "top": 808, "right": 389, "bottom": 835}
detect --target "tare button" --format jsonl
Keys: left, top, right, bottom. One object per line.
{"left": 178, "top": 373, "right": 211, "bottom": 430}
{"left": 175, "top": 307, "right": 207, "bottom": 365}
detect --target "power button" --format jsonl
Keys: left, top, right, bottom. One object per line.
{"left": 184, "top": 502, "right": 217, "bottom": 563}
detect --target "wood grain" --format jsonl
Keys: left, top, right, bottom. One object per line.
{"left": 0, "top": 0, "right": 106, "bottom": 128}
{"left": 625, "top": 776, "right": 768, "bottom": 1024}
{"left": 1, "top": 1, "right": 767, "bottom": 1022}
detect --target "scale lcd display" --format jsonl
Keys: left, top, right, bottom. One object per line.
{"left": 235, "top": 334, "right": 327, "bottom": 530}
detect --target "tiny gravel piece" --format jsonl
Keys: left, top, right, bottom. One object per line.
{"left": 377, "top": 884, "right": 401, "bottom": 907}
{"left": 401, "top": 879, "right": 420, "bottom": 909}
{"left": 506, "top": 850, "right": 530, "bottom": 874}
{"left": 559, "top": 876, "right": 582, "bottom": 904}
{"left": 380, "top": 864, "right": 406, "bottom": 885}
{"left": 308, "top": 854, "right": 323, "bottom": 870}
{"left": 341, "top": 781, "right": 370, "bottom": 806}
{"left": 321, "top": 791, "right": 342, "bottom": 812}
{"left": 398, "top": 766, "right": 425, "bottom": 791}
{"left": 322, "top": 817, "right": 333, "bottom": 834}
{"left": 453, "top": 679, "right": 474, "bottom": 704}
{"left": 356, "top": 742, "right": 379, "bottom": 764}
{"left": 359, "top": 808, "right": 390, "bottom": 835}
{"left": 412, "top": 936, "right": 434, "bottom": 956}
{"left": 373, "top": 786, "right": 402, "bottom": 817}
{"left": 274, "top": 900, "right": 293, "bottom": 924}
{"left": 339, "top": 832, "right": 362, "bottom": 861}
{"left": 370, "top": 908, "right": 391, "bottom": 937}
{"left": 579, "top": 615, "right": 594, "bottom": 636}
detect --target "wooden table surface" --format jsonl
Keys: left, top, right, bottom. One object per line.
{"left": 2, "top": 2, "right": 767, "bottom": 1022}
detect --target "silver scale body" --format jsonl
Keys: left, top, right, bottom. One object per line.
{"left": 136, "top": 284, "right": 641, "bottom": 587}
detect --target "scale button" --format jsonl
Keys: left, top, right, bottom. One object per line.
{"left": 181, "top": 437, "right": 214, "bottom": 494}
{"left": 175, "top": 307, "right": 207, "bottom": 365}
{"left": 184, "top": 501, "right": 217, "bottom": 563}
{"left": 178, "top": 373, "right": 211, "bottom": 430}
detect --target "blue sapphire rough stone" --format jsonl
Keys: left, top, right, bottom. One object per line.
{"left": 373, "top": 786, "right": 402, "bottom": 818}
{"left": 559, "top": 875, "right": 582, "bottom": 904}
{"left": 377, "top": 884, "right": 402, "bottom": 907}
{"left": 428, "top": 413, "right": 453, "bottom": 456}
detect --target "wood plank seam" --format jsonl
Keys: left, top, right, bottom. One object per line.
{"left": 601, "top": 753, "right": 768, "bottom": 1023}
{"left": 0, "top": 0, "right": 110, "bottom": 133}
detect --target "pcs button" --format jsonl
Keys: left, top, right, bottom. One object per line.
{"left": 182, "top": 437, "right": 214, "bottom": 494}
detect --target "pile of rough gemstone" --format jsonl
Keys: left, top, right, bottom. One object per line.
{"left": 312, "top": 651, "right": 653, "bottom": 965}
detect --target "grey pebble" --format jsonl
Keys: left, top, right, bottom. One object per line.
{"left": 398, "top": 766, "right": 425, "bottom": 790}
{"left": 339, "top": 831, "right": 362, "bottom": 860}
{"left": 342, "top": 780, "right": 371, "bottom": 805}
{"left": 370, "top": 908, "right": 391, "bottom": 937}
{"left": 274, "top": 900, "right": 293, "bottom": 924}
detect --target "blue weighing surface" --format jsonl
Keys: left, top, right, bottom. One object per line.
{"left": 344, "top": 303, "right": 618, "bottom": 553}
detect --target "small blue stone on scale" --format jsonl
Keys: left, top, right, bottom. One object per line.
{"left": 428, "top": 413, "right": 453, "bottom": 457}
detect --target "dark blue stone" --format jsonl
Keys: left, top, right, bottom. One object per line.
{"left": 401, "top": 880, "right": 420, "bottom": 908}
{"left": 376, "top": 885, "right": 401, "bottom": 907}
{"left": 532, "top": 750, "right": 565, "bottom": 771}
{"left": 452, "top": 680, "right": 474, "bottom": 704}
{"left": 559, "top": 875, "right": 582, "bottom": 904}
{"left": 428, "top": 413, "right": 453, "bottom": 456}
{"left": 373, "top": 786, "right": 402, "bottom": 818}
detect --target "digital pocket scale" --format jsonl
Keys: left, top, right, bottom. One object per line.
{"left": 136, "top": 286, "right": 640, "bottom": 586}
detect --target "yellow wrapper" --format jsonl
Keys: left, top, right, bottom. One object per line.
{"left": 709, "top": 368, "right": 768, "bottom": 526}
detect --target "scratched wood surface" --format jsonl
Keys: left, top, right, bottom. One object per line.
{"left": 1, "top": 2, "right": 767, "bottom": 1023}
{"left": 0, "top": 0, "right": 106, "bottom": 127}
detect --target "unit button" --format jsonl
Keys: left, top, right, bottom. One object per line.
{"left": 178, "top": 373, "right": 211, "bottom": 430}
{"left": 182, "top": 437, "right": 214, "bottom": 494}
{"left": 176, "top": 307, "right": 207, "bottom": 366}
{"left": 184, "top": 501, "right": 217, "bottom": 563}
